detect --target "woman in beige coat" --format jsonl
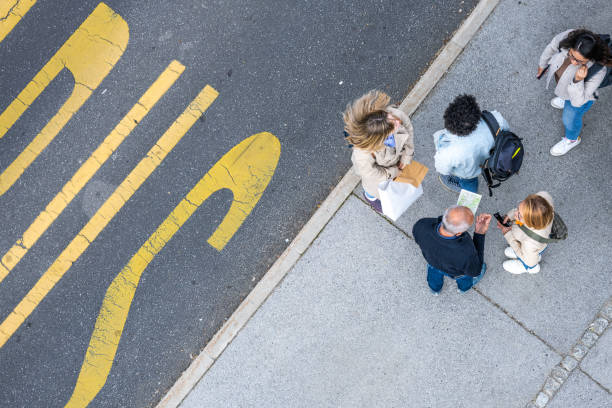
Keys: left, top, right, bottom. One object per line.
{"left": 343, "top": 90, "right": 414, "bottom": 213}
{"left": 496, "top": 192, "right": 554, "bottom": 275}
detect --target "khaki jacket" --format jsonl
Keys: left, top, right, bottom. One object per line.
{"left": 351, "top": 106, "right": 415, "bottom": 198}
{"left": 503, "top": 191, "right": 554, "bottom": 267}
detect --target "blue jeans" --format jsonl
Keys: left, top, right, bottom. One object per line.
{"left": 458, "top": 176, "right": 478, "bottom": 193}
{"left": 427, "top": 263, "right": 486, "bottom": 293}
{"left": 562, "top": 100, "right": 594, "bottom": 141}
{"left": 440, "top": 174, "right": 479, "bottom": 193}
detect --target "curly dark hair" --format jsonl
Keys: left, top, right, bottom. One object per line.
{"left": 559, "top": 29, "right": 612, "bottom": 65}
{"left": 443, "top": 94, "right": 481, "bottom": 136}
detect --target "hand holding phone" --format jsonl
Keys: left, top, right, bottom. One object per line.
{"left": 494, "top": 212, "right": 511, "bottom": 227}
{"left": 537, "top": 65, "right": 549, "bottom": 79}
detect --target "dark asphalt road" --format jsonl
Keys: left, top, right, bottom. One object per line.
{"left": 0, "top": 0, "right": 476, "bottom": 406}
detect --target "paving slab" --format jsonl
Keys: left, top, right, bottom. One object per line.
{"left": 547, "top": 370, "right": 612, "bottom": 408}
{"left": 581, "top": 329, "right": 612, "bottom": 392}
{"left": 360, "top": 0, "right": 612, "bottom": 353}
{"left": 181, "top": 196, "right": 559, "bottom": 408}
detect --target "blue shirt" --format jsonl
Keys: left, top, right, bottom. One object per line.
{"left": 383, "top": 134, "right": 396, "bottom": 148}
{"left": 433, "top": 111, "right": 509, "bottom": 179}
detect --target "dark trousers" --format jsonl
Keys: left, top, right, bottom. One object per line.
{"left": 427, "top": 263, "right": 486, "bottom": 293}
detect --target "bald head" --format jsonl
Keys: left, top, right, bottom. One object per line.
{"left": 442, "top": 205, "right": 474, "bottom": 234}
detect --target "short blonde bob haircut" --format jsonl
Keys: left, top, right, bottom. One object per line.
{"left": 521, "top": 194, "right": 554, "bottom": 230}
{"left": 343, "top": 90, "right": 395, "bottom": 151}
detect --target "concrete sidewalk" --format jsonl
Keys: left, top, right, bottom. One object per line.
{"left": 178, "top": 0, "right": 612, "bottom": 406}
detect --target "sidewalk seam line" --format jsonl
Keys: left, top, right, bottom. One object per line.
{"left": 577, "top": 367, "right": 612, "bottom": 394}
{"left": 155, "top": 1, "right": 501, "bottom": 407}
{"left": 473, "top": 287, "right": 561, "bottom": 354}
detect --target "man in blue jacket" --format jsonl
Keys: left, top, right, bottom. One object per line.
{"left": 433, "top": 94, "right": 510, "bottom": 193}
{"left": 413, "top": 206, "right": 491, "bottom": 294}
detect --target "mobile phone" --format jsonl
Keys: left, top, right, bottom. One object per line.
{"left": 537, "top": 65, "right": 549, "bottom": 80}
{"left": 494, "top": 212, "right": 511, "bottom": 227}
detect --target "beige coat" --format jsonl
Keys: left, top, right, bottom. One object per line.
{"left": 538, "top": 29, "right": 606, "bottom": 107}
{"left": 504, "top": 191, "right": 554, "bottom": 267}
{"left": 351, "top": 106, "right": 415, "bottom": 199}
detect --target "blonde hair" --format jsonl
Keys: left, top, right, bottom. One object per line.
{"left": 343, "top": 90, "right": 394, "bottom": 151}
{"left": 521, "top": 194, "right": 554, "bottom": 229}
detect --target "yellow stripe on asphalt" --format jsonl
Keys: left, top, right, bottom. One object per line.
{"left": 0, "top": 3, "right": 128, "bottom": 195}
{"left": 0, "top": 61, "right": 185, "bottom": 284}
{"left": 0, "top": 85, "right": 218, "bottom": 348}
{"left": 0, "top": 0, "right": 37, "bottom": 43}
{"left": 65, "top": 132, "right": 280, "bottom": 407}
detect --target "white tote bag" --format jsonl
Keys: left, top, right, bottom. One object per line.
{"left": 378, "top": 179, "right": 423, "bottom": 221}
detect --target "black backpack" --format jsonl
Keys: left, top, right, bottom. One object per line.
{"left": 585, "top": 34, "right": 612, "bottom": 89}
{"left": 480, "top": 111, "right": 524, "bottom": 197}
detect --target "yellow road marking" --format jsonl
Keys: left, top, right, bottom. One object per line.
{"left": 0, "top": 0, "right": 37, "bottom": 43}
{"left": 66, "top": 132, "right": 280, "bottom": 407}
{"left": 0, "top": 3, "right": 128, "bottom": 195}
{"left": 0, "top": 61, "right": 184, "bottom": 283}
{"left": 0, "top": 85, "right": 218, "bottom": 348}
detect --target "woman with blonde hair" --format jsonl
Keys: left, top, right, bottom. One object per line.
{"left": 496, "top": 192, "right": 555, "bottom": 274}
{"left": 344, "top": 90, "right": 414, "bottom": 213}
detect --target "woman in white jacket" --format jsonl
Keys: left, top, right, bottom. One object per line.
{"left": 496, "top": 192, "right": 555, "bottom": 275}
{"left": 538, "top": 29, "right": 611, "bottom": 156}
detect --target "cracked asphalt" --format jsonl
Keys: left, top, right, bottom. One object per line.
{"left": 0, "top": 0, "right": 476, "bottom": 406}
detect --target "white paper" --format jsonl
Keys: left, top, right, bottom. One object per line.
{"left": 457, "top": 189, "right": 482, "bottom": 214}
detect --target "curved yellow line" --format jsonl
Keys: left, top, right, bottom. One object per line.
{"left": 66, "top": 132, "right": 280, "bottom": 407}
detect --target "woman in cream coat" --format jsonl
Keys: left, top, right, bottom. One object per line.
{"left": 497, "top": 192, "right": 555, "bottom": 274}
{"left": 343, "top": 90, "right": 414, "bottom": 213}
{"left": 537, "top": 29, "right": 611, "bottom": 156}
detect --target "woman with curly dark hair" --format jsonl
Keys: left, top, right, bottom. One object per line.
{"left": 538, "top": 29, "right": 612, "bottom": 156}
{"left": 433, "top": 94, "right": 509, "bottom": 193}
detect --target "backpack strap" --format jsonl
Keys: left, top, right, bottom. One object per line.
{"left": 480, "top": 111, "right": 501, "bottom": 197}
{"left": 481, "top": 165, "right": 499, "bottom": 197}
{"left": 517, "top": 223, "right": 560, "bottom": 244}
{"left": 481, "top": 110, "right": 501, "bottom": 139}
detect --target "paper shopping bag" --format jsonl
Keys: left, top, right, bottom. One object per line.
{"left": 395, "top": 160, "right": 428, "bottom": 187}
{"left": 378, "top": 179, "right": 423, "bottom": 221}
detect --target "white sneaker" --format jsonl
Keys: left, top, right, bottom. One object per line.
{"left": 551, "top": 97, "right": 565, "bottom": 109}
{"left": 503, "top": 259, "right": 540, "bottom": 275}
{"left": 504, "top": 247, "right": 518, "bottom": 259}
{"left": 503, "top": 247, "right": 541, "bottom": 262}
{"left": 550, "top": 137, "right": 581, "bottom": 156}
